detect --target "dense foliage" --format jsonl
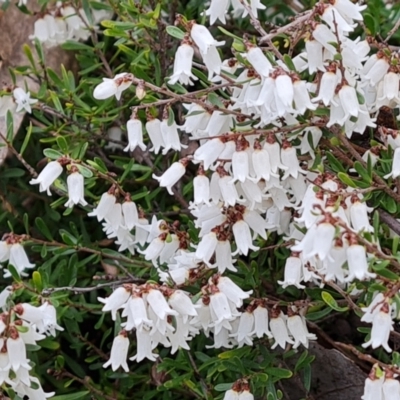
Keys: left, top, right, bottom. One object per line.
{"left": 2, "top": 0, "right": 400, "bottom": 399}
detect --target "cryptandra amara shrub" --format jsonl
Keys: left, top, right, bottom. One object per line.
{"left": 2, "top": 0, "right": 400, "bottom": 398}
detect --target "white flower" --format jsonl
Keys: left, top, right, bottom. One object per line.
{"left": 153, "top": 161, "right": 186, "bottom": 195}
{"left": 239, "top": 390, "right": 254, "bottom": 400}
{"left": 217, "top": 276, "right": 252, "bottom": 308}
{"left": 362, "top": 301, "right": 393, "bottom": 352}
{"left": 232, "top": 220, "right": 260, "bottom": 256}
{"left": 205, "top": 0, "right": 229, "bottom": 24}
{"left": 195, "top": 231, "right": 218, "bottom": 264}
{"left": 168, "top": 43, "right": 198, "bottom": 86}
{"left": 349, "top": 198, "right": 373, "bottom": 232}
{"left": 201, "top": 45, "right": 223, "bottom": 80}
{"left": 146, "top": 118, "right": 164, "bottom": 154}
{"left": 122, "top": 200, "right": 138, "bottom": 230}
{"left": 305, "top": 39, "right": 325, "bottom": 74}
{"left": 13, "top": 88, "right": 37, "bottom": 113}
{"left": 312, "top": 71, "right": 338, "bottom": 106}
{"left": 122, "top": 296, "right": 152, "bottom": 331}
{"left": 190, "top": 23, "right": 225, "bottom": 55}
{"left": 130, "top": 325, "right": 158, "bottom": 362}
{"left": 384, "top": 147, "right": 400, "bottom": 179}
{"left": 278, "top": 255, "right": 305, "bottom": 289}
{"left": 224, "top": 389, "right": 240, "bottom": 400}
{"left": 8, "top": 243, "right": 35, "bottom": 277}
{"left": 98, "top": 286, "right": 131, "bottom": 320}
{"left": 286, "top": 313, "right": 316, "bottom": 348}
{"left": 245, "top": 46, "right": 272, "bottom": 78}
{"left": 270, "top": 311, "right": 294, "bottom": 349}
{"left": 93, "top": 72, "right": 134, "bottom": 100}
{"left": 383, "top": 376, "right": 400, "bottom": 400}
{"left": 146, "top": 288, "right": 178, "bottom": 320}
{"left": 194, "top": 138, "right": 225, "bottom": 170}
{"left": 29, "top": 160, "right": 63, "bottom": 196}
{"left": 124, "top": 118, "right": 146, "bottom": 152}
{"left": 65, "top": 171, "right": 87, "bottom": 208}
{"left": 103, "top": 331, "right": 130, "bottom": 372}
{"left": 88, "top": 192, "right": 116, "bottom": 222}
{"left": 361, "top": 371, "right": 383, "bottom": 400}
{"left": 193, "top": 173, "right": 210, "bottom": 205}
{"left": 345, "top": 244, "right": 376, "bottom": 282}
{"left": 168, "top": 290, "right": 198, "bottom": 323}
{"left": 160, "top": 119, "right": 187, "bottom": 154}
{"left": 231, "top": 149, "right": 250, "bottom": 183}
{"left": 7, "top": 335, "right": 31, "bottom": 371}
{"left": 215, "top": 240, "right": 237, "bottom": 273}
{"left": 253, "top": 305, "right": 273, "bottom": 338}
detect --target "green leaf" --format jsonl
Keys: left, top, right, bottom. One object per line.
{"left": 207, "top": 92, "right": 224, "bottom": 108}
{"left": 167, "top": 108, "right": 175, "bottom": 126}
{"left": 76, "top": 164, "right": 93, "bottom": 178}
{"left": 283, "top": 54, "right": 296, "bottom": 71}
{"left": 337, "top": 172, "right": 357, "bottom": 188}
{"left": 15, "top": 325, "right": 29, "bottom": 333}
{"left": 51, "top": 391, "right": 89, "bottom": 400}
{"left": 7, "top": 264, "right": 22, "bottom": 282}
{"left": 20, "top": 122, "right": 33, "bottom": 155}
{"left": 0, "top": 168, "right": 25, "bottom": 178}
{"left": 56, "top": 136, "right": 69, "bottom": 154}
{"left": 214, "top": 383, "right": 234, "bottom": 392}
{"left": 35, "top": 217, "right": 54, "bottom": 241}
{"left": 32, "top": 271, "right": 43, "bottom": 292}
{"left": 6, "top": 110, "right": 14, "bottom": 142}
{"left": 43, "top": 148, "right": 63, "bottom": 160}
{"left": 265, "top": 367, "right": 293, "bottom": 379}
{"left": 353, "top": 161, "right": 371, "bottom": 183}
{"left": 321, "top": 291, "right": 349, "bottom": 312}
{"left": 166, "top": 26, "right": 185, "bottom": 40}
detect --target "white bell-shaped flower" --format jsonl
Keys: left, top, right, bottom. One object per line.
{"left": 384, "top": 147, "right": 400, "bottom": 179}
{"left": 168, "top": 43, "right": 198, "bottom": 86}
{"left": 130, "top": 325, "right": 159, "bottom": 362}
{"left": 146, "top": 288, "right": 178, "bottom": 320}
{"left": 224, "top": 389, "right": 240, "bottom": 400}
{"left": 287, "top": 313, "right": 316, "bottom": 348}
{"left": 217, "top": 276, "right": 252, "bottom": 308}
{"left": 93, "top": 72, "right": 134, "bottom": 100}
{"left": 190, "top": 23, "right": 225, "bottom": 55}
{"left": 345, "top": 243, "right": 376, "bottom": 282}
{"left": 98, "top": 286, "right": 131, "bottom": 320}
{"left": 29, "top": 160, "right": 63, "bottom": 196}
{"left": 103, "top": 331, "right": 130, "bottom": 372}
{"left": 124, "top": 118, "right": 146, "bottom": 152}
{"left": 278, "top": 255, "right": 305, "bottom": 289}
{"left": 361, "top": 371, "right": 383, "bottom": 400}
{"left": 146, "top": 118, "right": 164, "bottom": 154}
{"left": 215, "top": 240, "right": 237, "bottom": 273}
{"left": 65, "top": 171, "right": 87, "bottom": 208}
{"left": 245, "top": 46, "right": 272, "bottom": 79}
{"left": 193, "top": 173, "right": 210, "bottom": 205}
{"left": 232, "top": 220, "right": 260, "bottom": 256}
{"left": 205, "top": 0, "right": 229, "bottom": 24}
{"left": 305, "top": 39, "right": 325, "bottom": 74}
{"left": 168, "top": 290, "right": 198, "bottom": 323}
{"left": 153, "top": 160, "right": 186, "bottom": 195}
{"left": 382, "top": 376, "right": 400, "bottom": 400}
{"left": 270, "top": 311, "right": 294, "bottom": 349}
{"left": 195, "top": 231, "right": 218, "bottom": 264}
{"left": 7, "top": 335, "right": 31, "bottom": 371}
{"left": 8, "top": 243, "right": 35, "bottom": 276}
{"left": 122, "top": 296, "right": 152, "bottom": 331}
{"left": 122, "top": 199, "right": 139, "bottom": 230}
{"left": 253, "top": 305, "right": 273, "bottom": 338}
{"left": 362, "top": 301, "right": 393, "bottom": 353}
{"left": 88, "top": 192, "right": 116, "bottom": 222}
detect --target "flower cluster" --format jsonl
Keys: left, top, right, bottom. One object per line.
{"left": 0, "top": 234, "right": 34, "bottom": 278}
{"left": 0, "top": 290, "right": 63, "bottom": 399}
{"left": 362, "top": 365, "right": 400, "bottom": 400}
{"left": 30, "top": 2, "right": 112, "bottom": 48}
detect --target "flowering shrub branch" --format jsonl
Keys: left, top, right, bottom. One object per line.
{"left": 2, "top": 0, "right": 400, "bottom": 399}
